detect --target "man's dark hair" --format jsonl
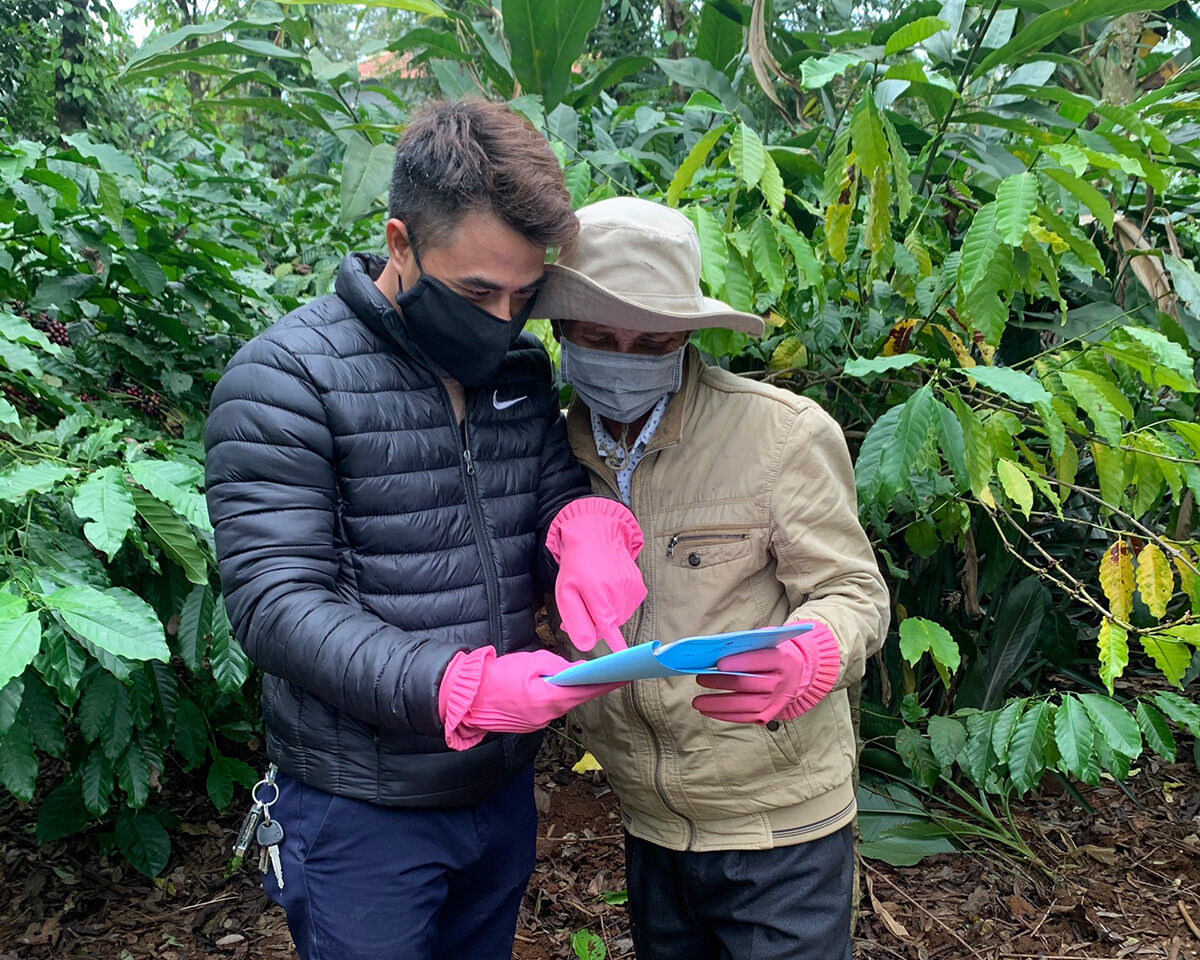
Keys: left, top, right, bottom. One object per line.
{"left": 388, "top": 98, "right": 577, "bottom": 251}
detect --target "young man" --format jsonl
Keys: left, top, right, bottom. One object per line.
{"left": 532, "top": 197, "right": 890, "bottom": 960}
{"left": 204, "top": 101, "right": 646, "bottom": 960}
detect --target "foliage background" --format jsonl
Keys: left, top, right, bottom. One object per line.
{"left": 1, "top": 0, "right": 1198, "bottom": 876}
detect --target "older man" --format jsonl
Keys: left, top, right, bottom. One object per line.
{"left": 533, "top": 197, "right": 890, "bottom": 960}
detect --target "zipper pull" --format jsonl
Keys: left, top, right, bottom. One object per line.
{"left": 666, "top": 534, "right": 679, "bottom": 558}
{"left": 462, "top": 448, "right": 475, "bottom": 476}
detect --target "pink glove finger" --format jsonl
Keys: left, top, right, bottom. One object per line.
{"left": 715, "top": 648, "right": 789, "bottom": 674}
{"left": 691, "top": 692, "right": 767, "bottom": 723}
{"left": 597, "top": 619, "right": 627, "bottom": 653}
{"left": 556, "top": 586, "right": 599, "bottom": 652}
{"left": 695, "top": 672, "right": 778, "bottom": 693}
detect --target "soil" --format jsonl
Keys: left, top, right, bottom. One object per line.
{"left": 1, "top": 745, "right": 1198, "bottom": 960}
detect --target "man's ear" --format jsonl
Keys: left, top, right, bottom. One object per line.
{"left": 385, "top": 218, "right": 415, "bottom": 274}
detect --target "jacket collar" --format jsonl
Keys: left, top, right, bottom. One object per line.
{"left": 334, "top": 252, "right": 417, "bottom": 356}
{"left": 567, "top": 344, "right": 704, "bottom": 475}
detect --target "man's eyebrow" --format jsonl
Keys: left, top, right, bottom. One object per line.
{"left": 455, "top": 274, "right": 547, "bottom": 291}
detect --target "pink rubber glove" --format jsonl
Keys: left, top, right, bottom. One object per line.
{"left": 692, "top": 622, "right": 841, "bottom": 725}
{"left": 546, "top": 497, "right": 646, "bottom": 653}
{"left": 438, "top": 645, "right": 623, "bottom": 751}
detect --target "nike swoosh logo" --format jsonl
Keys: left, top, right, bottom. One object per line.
{"left": 492, "top": 391, "right": 527, "bottom": 411}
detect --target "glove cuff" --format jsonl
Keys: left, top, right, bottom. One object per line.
{"left": 546, "top": 496, "right": 644, "bottom": 561}
{"left": 439, "top": 646, "right": 495, "bottom": 751}
{"left": 777, "top": 626, "right": 842, "bottom": 721}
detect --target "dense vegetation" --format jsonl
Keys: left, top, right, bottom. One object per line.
{"left": 1, "top": 0, "right": 1198, "bottom": 878}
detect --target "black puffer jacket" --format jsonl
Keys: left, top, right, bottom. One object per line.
{"left": 204, "top": 253, "right": 589, "bottom": 806}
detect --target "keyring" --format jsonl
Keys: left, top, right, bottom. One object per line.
{"left": 251, "top": 778, "right": 280, "bottom": 807}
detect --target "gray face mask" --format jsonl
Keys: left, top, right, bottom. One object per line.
{"left": 560, "top": 339, "right": 685, "bottom": 423}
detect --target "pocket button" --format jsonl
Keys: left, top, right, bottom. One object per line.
{"left": 688, "top": 553, "right": 702, "bottom": 567}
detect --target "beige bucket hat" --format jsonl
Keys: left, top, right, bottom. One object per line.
{"left": 533, "top": 196, "right": 764, "bottom": 336}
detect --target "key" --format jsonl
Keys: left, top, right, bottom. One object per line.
{"left": 233, "top": 801, "right": 264, "bottom": 858}
{"left": 257, "top": 818, "right": 286, "bottom": 890}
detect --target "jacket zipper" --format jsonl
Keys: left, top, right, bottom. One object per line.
{"left": 665, "top": 532, "right": 748, "bottom": 558}
{"left": 628, "top": 681, "right": 696, "bottom": 849}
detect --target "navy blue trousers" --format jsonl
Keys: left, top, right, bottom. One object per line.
{"left": 263, "top": 767, "right": 537, "bottom": 960}
{"left": 624, "top": 825, "right": 855, "bottom": 960}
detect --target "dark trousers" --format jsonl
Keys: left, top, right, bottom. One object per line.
{"left": 263, "top": 767, "right": 537, "bottom": 960}
{"left": 624, "top": 825, "right": 854, "bottom": 960}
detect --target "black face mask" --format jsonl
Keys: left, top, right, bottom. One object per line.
{"left": 395, "top": 241, "right": 534, "bottom": 389}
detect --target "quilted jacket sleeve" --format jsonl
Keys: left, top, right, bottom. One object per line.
{"left": 204, "top": 333, "right": 464, "bottom": 738}
{"left": 530, "top": 354, "right": 590, "bottom": 592}
{"left": 770, "top": 401, "right": 890, "bottom": 691}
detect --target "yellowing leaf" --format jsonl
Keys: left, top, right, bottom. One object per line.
{"left": 769, "top": 335, "right": 807, "bottom": 372}
{"left": 1099, "top": 540, "right": 1134, "bottom": 623}
{"left": 1028, "top": 217, "right": 1069, "bottom": 253}
{"left": 1135, "top": 543, "right": 1173, "bottom": 621}
{"left": 1174, "top": 552, "right": 1200, "bottom": 614}
{"left": 1097, "top": 620, "right": 1128, "bottom": 695}
{"left": 996, "top": 458, "right": 1033, "bottom": 518}
{"left": 933, "top": 324, "right": 974, "bottom": 368}
{"left": 1139, "top": 633, "right": 1191, "bottom": 688}
{"left": 571, "top": 751, "right": 603, "bottom": 774}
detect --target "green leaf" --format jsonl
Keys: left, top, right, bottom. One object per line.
{"left": 177, "top": 584, "right": 213, "bottom": 673}
{"left": 73, "top": 466, "right": 136, "bottom": 561}
{"left": 958, "top": 202, "right": 1003, "bottom": 295}
{"left": 881, "top": 385, "right": 937, "bottom": 496}
{"left": 81, "top": 748, "right": 113, "bottom": 816}
{"left": 570, "top": 929, "right": 606, "bottom": 960}
{"left": 883, "top": 16, "right": 948, "bottom": 55}
{"left": 667, "top": 124, "right": 728, "bottom": 207}
{"left": 0, "top": 722, "right": 38, "bottom": 801}
{"left": 994, "top": 172, "right": 1039, "bottom": 245}
{"left": 1058, "top": 370, "right": 1132, "bottom": 445}
{"left": 96, "top": 171, "right": 123, "bottom": 226}
{"left": 957, "top": 366, "right": 1052, "bottom": 406}
{"left": 961, "top": 710, "right": 999, "bottom": 786}
{"left": 1097, "top": 619, "right": 1129, "bottom": 695}
{"left": 850, "top": 98, "right": 889, "bottom": 180}
{"left": 1055, "top": 694, "right": 1097, "bottom": 781}
{"left": 1040, "top": 168, "right": 1113, "bottom": 233}
{"left": 0, "top": 462, "right": 72, "bottom": 502}
{"left": 1078, "top": 693, "right": 1142, "bottom": 760}
{"left": 758, "top": 152, "right": 785, "bottom": 216}
{"left": 927, "top": 715, "right": 966, "bottom": 769}
{"left": 37, "top": 779, "right": 90, "bottom": 842}
{"left": 128, "top": 459, "right": 208, "bottom": 531}
{"left": 340, "top": 136, "right": 394, "bottom": 225}
{"left": 991, "top": 697, "right": 1027, "bottom": 765}
{"left": 115, "top": 809, "right": 170, "bottom": 878}
{"left": 43, "top": 585, "right": 170, "bottom": 664}
{"left": 898, "top": 616, "right": 961, "bottom": 688}
{"left": 503, "top": 0, "right": 603, "bottom": 110}
{"left": 844, "top": 354, "right": 923, "bottom": 378}
{"left": 750, "top": 215, "right": 785, "bottom": 296}
{"left": 683, "top": 205, "right": 727, "bottom": 293}
{"left": 131, "top": 489, "right": 208, "bottom": 584}
{"left": 1008, "top": 700, "right": 1051, "bottom": 795}
{"left": 206, "top": 755, "right": 257, "bottom": 811}
{"left": 173, "top": 699, "right": 210, "bottom": 768}
{"left": 947, "top": 392, "right": 993, "bottom": 504}
{"left": 1136, "top": 701, "right": 1176, "bottom": 762}
{"left": 1152, "top": 690, "right": 1200, "bottom": 738}
{"left": 695, "top": 2, "right": 744, "bottom": 75}
{"left": 730, "top": 122, "right": 766, "bottom": 189}
{"left": 654, "top": 57, "right": 742, "bottom": 114}
{"left": 1037, "top": 204, "right": 1104, "bottom": 273}
{"left": 209, "top": 597, "right": 250, "bottom": 694}
{"left": 0, "top": 614, "right": 41, "bottom": 691}
{"left": 117, "top": 740, "right": 150, "bottom": 808}
{"left": 895, "top": 727, "right": 942, "bottom": 787}
{"left": 125, "top": 251, "right": 167, "bottom": 298}
{"left": 79, "top": 672, "right": 119, "bottom": 742}
{"left": 973, "top": 0, "right": 1175, "bottom": 77}
{"left": 0, "top": 677, "right": 22, "bottom": 737}
{"left": 800, "top": 52, "right": 865, "bottom": 89}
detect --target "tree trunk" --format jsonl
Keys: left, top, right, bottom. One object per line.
{"left": 661, "top": 0, "right": 688, "bottom": 100}
{"left": 1098, "top": 12, "right": 1148, "bottom": 106}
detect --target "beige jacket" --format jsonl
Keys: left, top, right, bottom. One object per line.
{"left": 558, "top": 347, "right": 889, "bottom": 852}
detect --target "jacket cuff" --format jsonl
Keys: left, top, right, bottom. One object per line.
{"left": 545, "top": 496, "right": 644, "bottom": 561}
{"left": 439, "top": 646, "right": 495, "bottom": 751}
